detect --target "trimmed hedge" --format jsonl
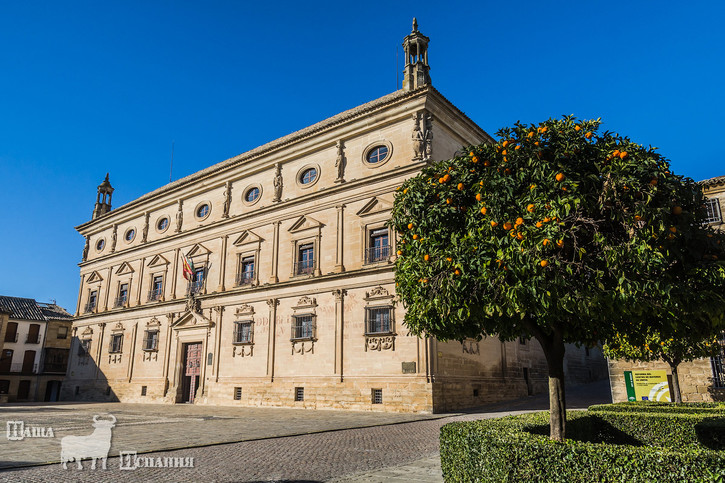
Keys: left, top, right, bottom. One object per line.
{"left": 440, "top": 412, "right": 725, "bottom": 482}
{"left": 589, "top": 402, "right": 725, "bottom": 415}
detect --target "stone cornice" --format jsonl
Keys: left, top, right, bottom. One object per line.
{"left": 76, "top": 86, "right": 488, "bottom": 233}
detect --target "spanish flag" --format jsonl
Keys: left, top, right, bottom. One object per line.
{"left": 182, "top": 255, "right": 195, "bottom": 281}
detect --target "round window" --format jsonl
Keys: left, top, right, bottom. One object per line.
{"left": 96, "top": 239, "right": 105, "bottom": 251}
{"left": 300, "top": 168, "right": 317, "bottom": 185}
{"left": 196, "top": 203, "right": 210, "bottom": 219}
{"left": 125, "top": 229, "right": 136, "bottom": 242}
{"left": 157, "top": 217, "right": 169, "bottom": 232}
{"left": 367, "top": 145, "right": 389, "bottom": 164}
{"left": 245, "top": 187, "right": 260, "bottom": 203}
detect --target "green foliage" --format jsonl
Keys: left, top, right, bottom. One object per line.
{"left": 391, "top": 116, "right": 725, "bottom": 344}
{"left": 440, "top": 411, "right": 725, "bottom": 482}
{"left": 589, "top": 402, "right": 725, "bottom": 414}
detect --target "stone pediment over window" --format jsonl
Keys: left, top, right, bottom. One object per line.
{"left": 81, "top": 326, "right": 93, "bottom": 337}
{"left": 232, "top": 230, "right": 264, "bottom": 247}
{"left": 147, "top": 317, "right": 161, "bottom": 328}
{"left": 292, "top": 296, "right": 317, "bottom": 311}
{"left": 235, "top": 304, "right": 255, "bottom": 316}
{"left": 86, "top": 271, "right": 104, "bottom": 283}
{"left": 356, "top": 196, "right": 393, "bottom": 217}
{"left": 147, "top": 254, "right": 169, "bottom": 268}
{"left": 115, "top": 262, "right": 134, "bottom": 275}
{"left": 186, "top": 243, "right": 211, "bottom": 258}
{"left": 288, "top": 215, "right": 324, "bottom": 233}
{"left": 111, "top": 322, "right": 125, "bottom": 332}
{"left": 172, "top": 309, "right": 215, "bottom": 330}
{"left": 364, "top": 286, "right": 393, "bottom": 302}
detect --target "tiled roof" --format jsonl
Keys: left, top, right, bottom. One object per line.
{"left": 0, "top": 296, "right": 71, "bottom": 322}
{"left": 38, "top": 303, "right": 73, "bottom": 321}
{"left": 699, "top": 175, "right": 725, "bottom": 187}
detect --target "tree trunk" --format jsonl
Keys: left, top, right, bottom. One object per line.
{"left": 536, "top": 329, "right": 567, "bottom": 441}
{"left": 669, "top": 361, "right": 682, "bottom": 403}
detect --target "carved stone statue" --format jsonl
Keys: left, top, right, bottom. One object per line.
{"left": 412, "top": 114, "right": 424, "bottom": 160}
{"left": 110, "top": 225, "right": 118, "bottom": 253}
{"left": 334, "top": 140, "right": 345, "bottom": 183}
{"left": 272, "top": 163, "right": 283, "bottom": 202}
{"left": 222, "top": 181, "right": 231, "bottom": 218}
{"left": 412, "top": 112, "right": 434, "bottom": 162}
{"left": 175, "top": 200, "right": 183, "bottom": 233}
{"left": 82, "top": 236, "right": 89, "bottom": 261}
{"left": 423, "top": 114, "right": 433, "bottom": 161}
{"left": 141, "top": 212, "right": 149, "bottom": 243}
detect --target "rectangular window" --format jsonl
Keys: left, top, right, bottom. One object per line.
{"left": 234, "top": 387, "right": 242, "bottom": 400}
{"left": 367, "top": 228, "right": 390, "bottom": 263}
{"left": 189, "top": 267, "right": 205, "bottom": 295}
{"left": 0, "top": 380, "right": 9, "bottom": 394}
{"left": 86, "top": 290, "right": 98, "bottom": 312}
{"left": 238, "top": 256, "right": 255, "bottom": 285}
{"left": 4, "top": 322, "right": 17, "bottom": 342}
{"left": 292, "top": 315, "right": 315, "bottom": 340}
{"left": 78, "top": 339, "right": 91, "bottom": 357}
{"left": 142, "top": 330, "right": 159, "bottom": 351}
{"left": 0, "top": 350, "right": 13, "bottom": 372}
{"left": 372, "top": 388, "right": 383, "bottom": 404}
{"left": 233, "top": 321, "right": 253, "bottom": 344}
{"left": 109, "top": 334, "right": 123, "bottom": 354}
{"left": 115, "top": 283, "right": 129, "bottom": 307}
{"left": 26, "top": 324, "right": 40, "bottom": 344}
{"left": 296, "top": 244, "right": 314, "bottom": 275}
{"left": 366, "top": 307, "right": 393, "bottom": 334}
{"left": 57, "top": 325, "right": 68, "bottom": 339}
{"left": 704, "top": 198, "right": 722, "bottom": 224}
{"left": 149, "top": 276, "right": 164, "bottom": 301}
{"left": 141, "top": 386, "right": 147, "bottom": 396}
{"left": 295, "top": 387, "right": 304, "bottom": 401}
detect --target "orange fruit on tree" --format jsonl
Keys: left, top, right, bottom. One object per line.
{"left": 439, "top": 177, "right": 445, "bottom": 184}
{"left": 446, "top": 257, "right": 452, "bottom": 262}
{"left": 530, "top": 184, "right": 536, "bottom": 190}
{"left": 556, "top": 239, "right": 564, "bottom": 247}
{"left": 483, "top": 161, "right": 491, "bottom": 167}
{"left": 543, "top": 217, "right": 551, "bottom": 223}
{"left": 515, "top": 217, "right": 524, "bottom": 225}
{"left": 502, "top": 140, "right": 509, "bottom": 147}
{"left": 424, "top": 254, "right": 430, "bottom": 261}
{"left": 503, "top": 222, "right": 512, "bottom": 230}
{"left": 650, "top": 178, "right": 658, "bottom": 186}
{"left": 516, "top": 232, "right": 524, "bottom": 240}
{"left": 540, "top": 260, "right": 549, "bottom": 267}
{"left": 457, "top": 183, "right": 464, "bottom": 190}
{"left": 469, "top": 151, "right": 475, "bottom": 157}
{"left": 413, "top": 234, "right": 419, "bottom": 240}
{"left": 502, "top": 149, "right": 507, "bottom": 155}
{"left": 476, "top": 193, "right": 482, "bottom": 201}
{"left": 510, "top": 230, "right": 517, "bottom": 237}
{"left": 613, "top": 149, "right": 620, "bottom": 157}
{"left": 619, "top": 151, "right": 627, "bottom": 159}
{"left": 472, "top": 156, "right": 479, "bottom": 163}
{"left": 669, "top": 226, "right": 677, "bottom": 233}
{"left": 490, "top": 221, "right": 498, "bottom": 227}
{"left": 585, "top": 132, "right": 593, "bottom": 139}
{"left": 444, "top": 174, "right": 451, "bottom": 182}
{"left": 536, "top": 221, "right": 543, "bottom": 228}
{"left": 672, "top": 206, "right": 682, "bottom": 215}
{"left": 534, "top": 141, "right": 540, "bottom": 146}
{"left": 528, "top": 131, "right": 535, "bottom": 138}
{"left": 556, "top": 173, "right": 565, "bottom": 182}
{"left": 574, "top": 125, "right": 581, "bottom": 131}
{"left": 479, "top": 180, "right": 484, "bottom": 186}
{"left": 408, "top": 223, "right": 414, "bottom": 230}
{"left": 543, "top": 238, "right": 550, "bottom": 246}
{"left": 515, "top": 145, "right": 521, "bottom": 150}
{"left": 527, "top": 204, "right": 535, "bottom": 212}
{"left": 454, "top": 269, "right": 461, "bottom": 276}
{"left": 480, "top": 206, "right": 488, "bottom": 215}
{"left": 504, "top": 168, "right": 511, "bottom": 175}
{"left": 446, "top": 198, "right": 452, "bottom": 204}
{"left": 396, "top": 250, "right": 403, "bottom": 256}
{"left": 634, "top": 215, "right": 642, "bottom": 221}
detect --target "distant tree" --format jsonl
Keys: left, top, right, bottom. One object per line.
{"left": 391, "top": 116, "right": 725, "bottom": 441}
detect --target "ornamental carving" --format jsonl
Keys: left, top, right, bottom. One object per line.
{"left": 147, "top": 317, "right": 161, "bottom": 327}
{"left": 332, "top": 289, "right": 347, "bottom": 301}
{"left": 334, "top": 140, "right": 346, "bottom": 183}
{"left": 365, "top": 286, "right": 391, "bottom": 300}
{"left": 233, "top": 345, "right": 253, "bottom": 358}
{"left": 295, "top": 296, "right": 317, "bottom": 308}
{"left": 292, "top": 340, "right": 314, "bottom": 355}
{"left": 175, "top": 200, "right": 183, "bottom": 233}
{"left": 222, "top": 181, "right": 232, "bottom": 218}
{"left": 412, "top": 111, "right": 433, "bottom": 162}
{"left": 81, "top": 326, "right": 93, "bottom": 336}
{"left": 462, "top": 340, "right": 480, "bottom": 355}
{"left": 365, "top": 335, "right": 395, "bottom": 352}
{"left": 142, "top": 351, "right": 158, "bottom": 362}
{"left": 236, "top": 304, "right": 255, "bottom": 316}
{"left": 108, "top": 354, "right": 122, "bottom": 364}
{"left": 272, "top": 163, "right": 283, "bottom": 202}
{"left": 111, "top": 322, "right": 125, "bottom": 332}
{"left": 142, "top": 212, "right": 150, "bottom": 243}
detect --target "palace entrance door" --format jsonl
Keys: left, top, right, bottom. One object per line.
{"left": 181, "top": 342, "right": 202, "bottom": 403}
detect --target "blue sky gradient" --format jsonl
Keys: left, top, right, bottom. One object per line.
{"left": 1, "top": 1, "right": 723, "bottom": 311}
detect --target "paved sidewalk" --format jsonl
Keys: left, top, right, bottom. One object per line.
{"left": 0, "top": 380, "right": 612, "bottom": 482}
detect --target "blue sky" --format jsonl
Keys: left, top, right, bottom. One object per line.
{"left": 1, "top": 1, "right": 723, "bottom": 312}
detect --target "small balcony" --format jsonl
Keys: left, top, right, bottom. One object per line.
{"left": 187, "top": 280, "right": 204, "bottom": 296}
{"left": 3, "top": 333, "right": 18, "bottom": 343}
{"left": 6, "top": 363, "right": 38, "bottom": 374}
{"left": 366, "top": 245, "right": 391, "bottom": 264}
{"left": 148, "top": 288, "right": 163, "bottom": 302}
{"left": 41, "top": 362, "right": 68, "bottom": 374}
{"left": 236, "top": 271, "right": 255, "bottom": 286}
{"left": 113, "top": 295, "right": 128, "bottom": 308}
{"left": 294, "top": 259, "right": 315, "bottom": 276}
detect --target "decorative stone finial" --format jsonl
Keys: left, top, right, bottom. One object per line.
{"left": 402, "top": 20, "right": 431, "bottom": 91}
{"left": 412, "top": 17, "right": 418, "bottom": 32}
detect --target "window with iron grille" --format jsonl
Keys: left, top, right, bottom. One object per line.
{"left": 149, "top": 275, "right": 164, "bottom": 301}
{"left": 296, "top": 244, "right": 314, "bottom": 275}
{"left": 238, "top": 256, "right": 255, "bottom": 285}
{"left": 711, "top": 332, "right": 725, "bottom": 389}
{"left": 234, "top": 387, "right": 242, "bottom": 400}
{"left": 108, "top": 334, "right": 123, "bottom": 354}
{"left": 292, "top": 315, "right": 315, "bottom": 340}
{"left": 372, "top": 388, "right": 383, "bottom": 404}
{"left": 115, "top": 283, "right": 129, "bottom": 307}
{"left": 366, "top": 307, "right": 393, "bottom": 334}
{"left": 704, "top": 198, "right": 722, "bottom": 224}
{"left": 78, "top": 339, "right": 91, "bottom": 357}
{"left": 367, "top": 228, "right": 390, "bottom": 263}
{"left": 233, "top": 321, "right": 253, "bottom": 344}
{"left": 295, "top": 387, "right": 304, "bottom": 401}
{"left": 142, "top": 330, "right": 159, "bottom": 351}
{"left": 85, "top": 290, "right": 98, "bottom": 313}
{"left": 188, "top": 267, "right": 205, "bottom": 295}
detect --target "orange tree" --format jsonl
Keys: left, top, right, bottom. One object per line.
{"left": 390, "top": 116, "right": 725, "bottom": 441}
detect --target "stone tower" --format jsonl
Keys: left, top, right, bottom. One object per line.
{"left": 402, "top": 18, "right": 431, "bottom": 91}
{"left": 92, "top": 173, "right": 114, "bottom": 219}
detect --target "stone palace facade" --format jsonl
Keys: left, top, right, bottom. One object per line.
{"left": 62, "top": 22, "right": 606, "bottom": 412}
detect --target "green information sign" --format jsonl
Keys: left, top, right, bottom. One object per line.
{"left": 624, "top": 371, "right": 636, "bottom": 402}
